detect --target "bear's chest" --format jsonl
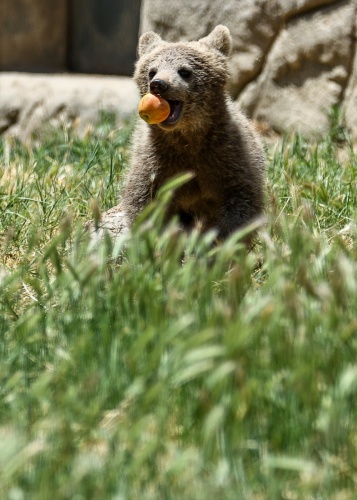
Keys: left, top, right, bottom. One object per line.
{"left": 157, "top": 155, "right": 218, "bottom": 202}
{"left": 155, "top": 144, "right": 217, "bottom": 179}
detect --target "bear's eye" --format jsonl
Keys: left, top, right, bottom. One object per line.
{"left": 178, "top": 68, "right": 192, "bottom": 80}
{"left": 148, "top": 70, "right": 157, "bottom": 80}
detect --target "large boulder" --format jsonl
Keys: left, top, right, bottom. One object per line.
{"left": 141, "top": 0, "right": 357, "bottom": 140}
{"left": 0, "top": 73, "right": 138, "bottom": 140}
{"left": 344, "top": 38, "right": 357, "bottom": 141}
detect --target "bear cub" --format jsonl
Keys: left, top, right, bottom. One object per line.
{"left": 122, "top": 25, "right": 265, "bottom": 240}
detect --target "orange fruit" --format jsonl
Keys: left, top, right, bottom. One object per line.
{"left": 138, "top": 93, "right": 170, "bottom": 124}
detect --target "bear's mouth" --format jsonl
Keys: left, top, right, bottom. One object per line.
{"left": 163, "top": 100, "right": 183, "bottom": 125}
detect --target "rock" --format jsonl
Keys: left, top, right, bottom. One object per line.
{"left": 141, "top": 0, "right": 357, "bottom": 140}
{"left": 344, "top": 37, "right": 357, "bottom": 142}
{"left": 0, "top": 72, "right": 139, "bottom": 140}
{"left": 238, "top": 1, "right": 356, "bottom": 137}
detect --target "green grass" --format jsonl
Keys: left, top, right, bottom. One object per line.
{"left": 1, "top": 114, "right": 357, "bottom": 499}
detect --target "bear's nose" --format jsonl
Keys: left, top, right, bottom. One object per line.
{"left": 150, "top": 79, "right": 169, "bottom": 94}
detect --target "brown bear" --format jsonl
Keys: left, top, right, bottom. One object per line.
{"left": 122, "top": 25, "right": 265, "bottom": 241}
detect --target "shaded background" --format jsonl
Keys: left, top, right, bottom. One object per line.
{"left": 0, "top": 0, "right": 141, "bottom": 75}
{"left": 0, "top": 0, "right": 356, "bottom": 141}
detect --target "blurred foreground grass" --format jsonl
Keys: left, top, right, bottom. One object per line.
{"left": 1, "top": 115, "right": 357, "bottom": 499}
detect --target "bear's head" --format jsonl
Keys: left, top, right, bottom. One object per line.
{"left": 134, "top": 25, "right": 233, "bottom": 132}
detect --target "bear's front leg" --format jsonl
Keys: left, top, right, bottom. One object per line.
{"left": 122, "top": 166, "right": 158, "bottom": 227}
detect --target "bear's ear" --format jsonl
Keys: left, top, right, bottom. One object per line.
{"left": 199, "top": 25, "right": 232, "bottom": 57}
{"left": 138, "top": 31, "right": 162, "bottom": 57}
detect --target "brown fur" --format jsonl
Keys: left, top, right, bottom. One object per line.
{"left": 122, "top": 25, "right": 265, "bottom": 240}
